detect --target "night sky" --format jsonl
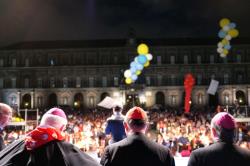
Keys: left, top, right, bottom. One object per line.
{"left": 0, "top": 0, "right": 250, "bottom": 46}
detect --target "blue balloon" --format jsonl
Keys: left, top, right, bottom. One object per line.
{"left": 131, "top": 74, "right": 138, "bottom": 81}
{"left": 134, "top": 57, "right": 139, "bottom": 63}
{"left": 130, "top": 61, "right": 137, "bottom": 68}
{"left": 218, "top": 30, "right": 226, "bottom": 38}
{"left": 138, "top": 55, "right": 147, "bottom": 64}
{"left": 224, "top": 44, "right": 231, "bottom": 50}
{"left": 130, "top": 66, "right": 137, "bottom": 73}
{"left": 136, "top": 63, "right": 143, "bottom": 70}
{"left": 229, "top": 22, "right": 236, "bottom": 29}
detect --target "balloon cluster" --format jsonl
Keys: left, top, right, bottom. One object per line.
{"left": 124, "top": 43, "right": 153, "bottom": 84}
{"left": 184, "top": 74, "right": 195, "bottom": 113}
{"left": 217, "top": 18, "right": 239, "bottom": 58}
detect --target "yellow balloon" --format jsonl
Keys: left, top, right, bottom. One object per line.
{"left": 221, "top": 39, "right": 229, "bottom": 45}
{"left": 137, "top": 43, "right": 149, "bottom": 55}
{"left": 220, "top": 18, "right": 230, "bottom": 28}
{"left": 136, "top": 70, "right": 141, "bottom": 75}
{"left": 223, "top": 49, "right": 229, "bottom": 55}
{"left": 228, "top": 29, "right": 239, "bottom": 38}
{"left": 144, "top": 61, "right": 150, "bottom": 67}
{"left": 125, "top": 78, "right": 132, "bottom": 84}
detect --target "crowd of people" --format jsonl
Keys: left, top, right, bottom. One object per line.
{"left": 2, "top": 105, "right": 250, "bottom": 158}
{"left": 1, "top": 102, "right": 250, "bottom": 166}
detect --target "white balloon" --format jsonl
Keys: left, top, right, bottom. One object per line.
{"left": 223, "top": 25, "right": 230, "bottom": 32}
{"left": 217, "top": 42, "right": 223, "bottom": 48}
{"left": 220, "top": 53, "right": 227, "bottom": 58}
{"left": 146, "top": 54, "right": 153, "bottom": 61}
{"left": 225, "top": 35, "right": 232, "bottom": 41}
{"left": 217, "top": 48, "right": 223, "bottom": 53}
{"left": 124, "top": 69, "right": 132, "bottom": 78}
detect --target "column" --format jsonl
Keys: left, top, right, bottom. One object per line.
{"left": 232, "top": 88, "right": 236, "bottom": 104}
{"left": 31, "top": 91, "right": 34, "bottom": 109}
{"left": 17, "top": 91, "right": 21, "bottom": 111}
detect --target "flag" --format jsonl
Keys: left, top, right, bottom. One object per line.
{"left": 97, "top": 96, "right": 123, "bottom": 109}
{"left": 207, "top": 79, "right": 219, "bottom": 95}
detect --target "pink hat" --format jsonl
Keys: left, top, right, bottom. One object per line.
{"left": 211, "top": 112, "right": 236, "bottom": 130}
{"left": 40, "top": 108, "right": 68, "bottom": 131}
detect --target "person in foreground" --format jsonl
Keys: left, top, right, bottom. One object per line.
{"left": 105, "top": 102, "right": 126, "bottom": 144}
{"left": 0, "top": 107, "right": 100, "bottom": 166}
{"left": 100, "top": 106, "right": 175, "bottom": 166}
{"left": 0, "top": 103, "right": 12, "bottom": 151}
{"left": 188, "top": 112, "right": 250, "bottom": 166}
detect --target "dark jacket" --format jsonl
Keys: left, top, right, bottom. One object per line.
{"left": 100, "top": 132, "right": 175, "bottom": 166}
{"left": 0, "top": 139, "right": 100, "bottom": 166}
{"left": 188, "top": 141, "right": 250, "bottom": 166}
{"left": 105, "top": 114, "right": 126, "bottom": 144}
{"left": 0, "top": 135, "right": 5, "bottom": 151}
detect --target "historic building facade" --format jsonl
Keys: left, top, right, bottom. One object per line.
{"left": 0, "top": 38, "right": 250, "bottom": 111}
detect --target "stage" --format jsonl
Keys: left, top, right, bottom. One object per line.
{"left": 86, "top": 152, "right": 189, "bottom": 166}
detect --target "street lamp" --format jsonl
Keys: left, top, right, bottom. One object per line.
{"left": 24, "top": 102, "right": 29, "bottom": 108}
{"left": 74, "top": 101, "right": 79, "bottom": 107}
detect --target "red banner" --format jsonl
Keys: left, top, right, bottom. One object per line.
{"left": 184, "top": 74, "right": 195, "bottom": 113}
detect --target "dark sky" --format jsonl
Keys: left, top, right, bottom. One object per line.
{"left": 0, "top": 0, "right": 250, "bottom": 46}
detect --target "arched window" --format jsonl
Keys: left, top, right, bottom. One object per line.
{"left": 48, "top": 93, "right": 57, "bottom": 107}
{"left": 74, "top": 93, "right": 84, "bottom": 108}
{"left": 89, "top": 96, "right": 95, "bottom": 108}
{"left": 22, "top": 94, "right": 31, "bottom": 109}
{"left": 236, "top": 90, "right": 246, "bottom": 105}
{"left": 63, "top": 97, "right": 68, "bottom": 105}
{"left": 197, "top": 93, "right": 204, "bottom": 105}
{"left": 223, "top": 93, "right": 229, "bottom": 105}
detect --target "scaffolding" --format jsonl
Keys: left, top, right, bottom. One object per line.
{"left": 8, "top": 108, "right": 39, "bottom": 133}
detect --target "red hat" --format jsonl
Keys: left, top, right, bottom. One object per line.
{"left": 126, "top": 107, "right": 147, "bottom": 121}
{"left": 40, "top": 108, "right": 68, "bottom": 131}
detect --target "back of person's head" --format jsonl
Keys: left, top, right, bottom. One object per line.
{"left": 40, "top": 107, "right": 68, "bottom": 131}
{"left": 0, "top": 103, "right": 12, "bottom": 128}
{"left": 211, "top": 112, "right": 236, "bottom": 142}
{"left": 113, "top": 105, "right": 122, "bottom": 113}
{"left": 124, "top": 106, "right": 148, "bottom": 133}
{"left": 112, "top": 101, "right": 123, "bottom": 113}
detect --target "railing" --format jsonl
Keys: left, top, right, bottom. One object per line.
{"left": 224, "top": 105, "right": 250, "bottom": 118}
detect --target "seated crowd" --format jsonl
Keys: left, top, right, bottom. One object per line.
{"left": 3, "top": 107, "right": 250, "bottom": 157}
